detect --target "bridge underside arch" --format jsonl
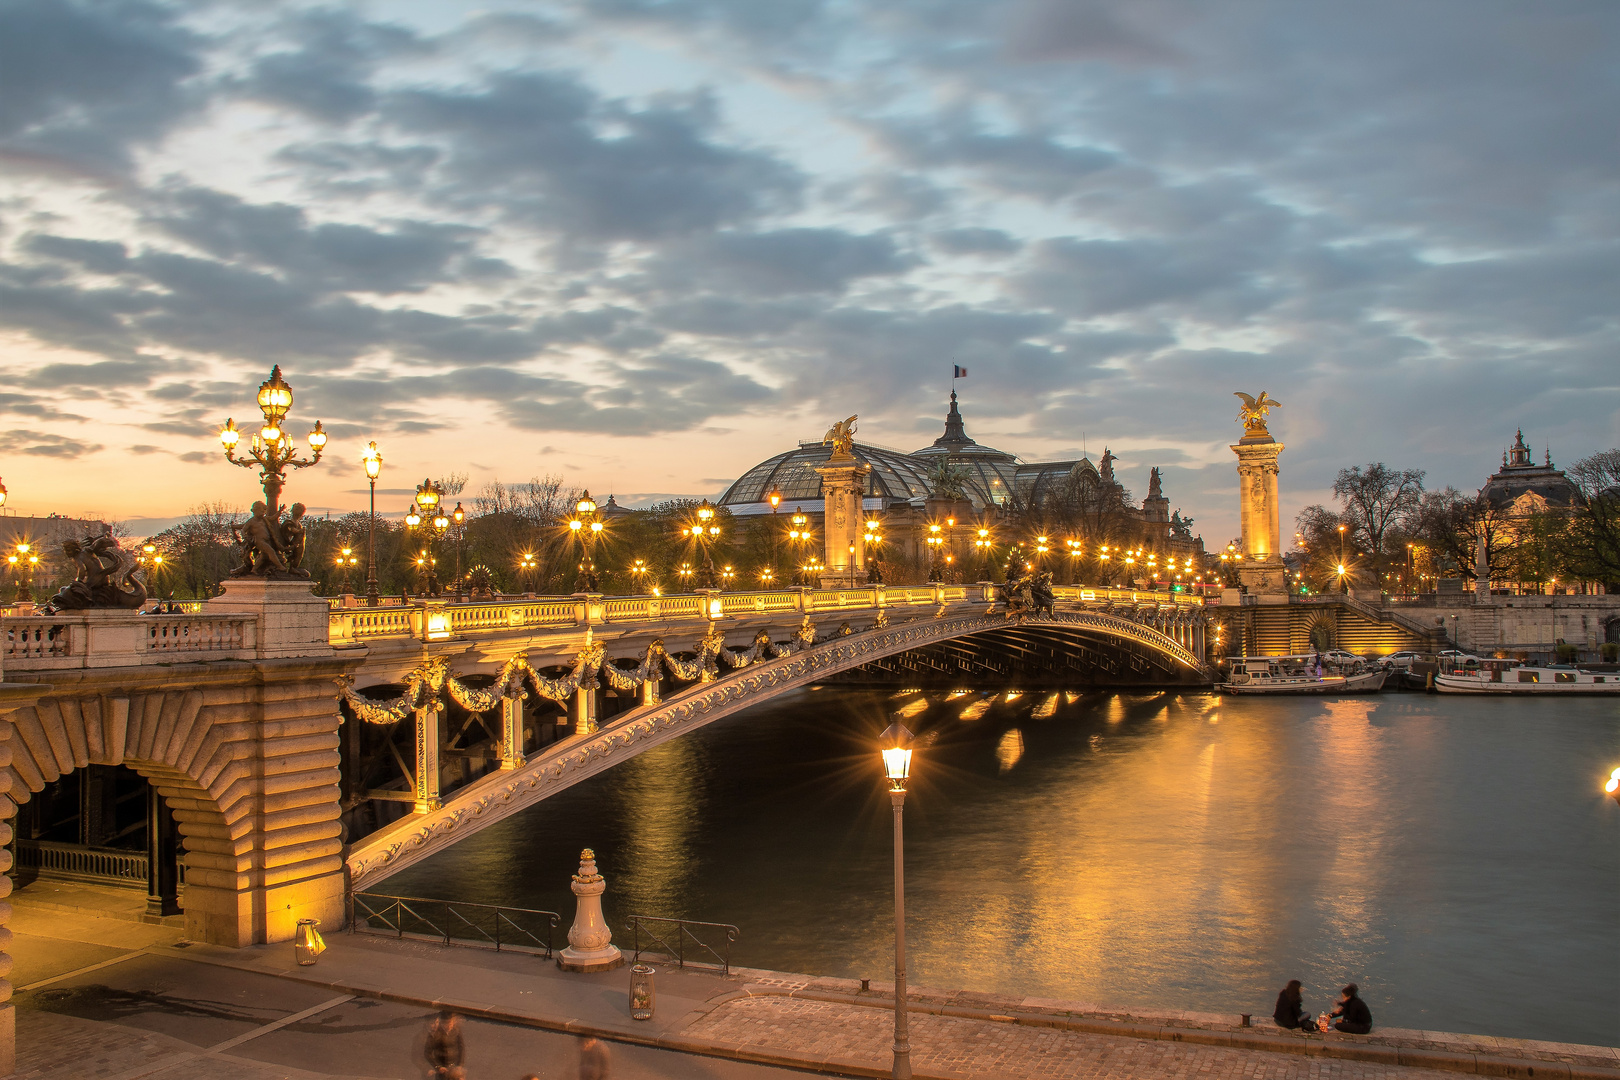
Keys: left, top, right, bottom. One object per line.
{"left": 347, "top": 610, "right": 1208, "bottom": 888}
{"left": 840, "top": 623, "right": 1208, "bottom": 687}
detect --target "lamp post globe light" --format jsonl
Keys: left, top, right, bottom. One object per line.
{"left": 218, "top": 365, "right": 326, "bottom": 521}
{"left": 519, "top": 552, "right": 538, "bottom": 595}
{"left": 864, "top": 516, "right": 885, "bottom": 585}
{"left": 451, "top": 502, "right": 466, "bottom": 598}
{"left": 925, "top": 523, "right": 944, "bottom": 583}
{"left": 361, "top": 441, "right": 383, "bottom": 606}
{"left": 687, "top": 499, "right": 721, "bottom": 590}
{"left": 880, "top": 720, "right": 915, "bottom": 1080}
{"left": 336, "top": 547, "right": 359, "bottom": 593}
{"left": 570, "top": 490, "right": 603, "bottom": 593}
{"left": 0, "top": 476, "right": 7, "bottom": 508}
{"left": 788, "top": 508, "right": 810, "bottom": 585}
{"left": 1606, "top": 767, "right": 1620, "bottom": 806}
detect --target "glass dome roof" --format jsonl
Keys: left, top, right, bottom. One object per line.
{"left": 720, "top": 442, "right": 934, "bottom": 506}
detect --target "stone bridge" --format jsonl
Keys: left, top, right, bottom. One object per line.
{"left": 0, "top": 575, "right": 1208, "bottom": 1017}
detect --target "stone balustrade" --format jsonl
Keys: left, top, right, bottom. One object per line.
{"left": 2, "top": 611, "right": 258, "bottom": 672}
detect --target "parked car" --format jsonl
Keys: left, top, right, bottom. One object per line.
{"left": 1439, "top": 649, "right": 1483, "bottom": 666}
{"left": 1379, "top": 651, "right": 1426, "bottom": 670}
{"left": 1321, "top": 649, "right": 1365, "bottom": 667}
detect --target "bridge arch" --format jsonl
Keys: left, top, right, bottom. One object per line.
{"left": 2, "top": 680, "right": 345, "bottom": 947}
{"left": 347, "top": 609, "right": 1206, "bottom": 888}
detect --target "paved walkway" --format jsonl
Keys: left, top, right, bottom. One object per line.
{"left": 12, "top": 883, "right": 1620, "bottom": 1080}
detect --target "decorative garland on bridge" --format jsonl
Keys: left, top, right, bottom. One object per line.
{"left": 336, "top": 619, "right": 824, "bottom": 725}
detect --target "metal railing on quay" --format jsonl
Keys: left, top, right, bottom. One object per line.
{"left": 625, "top": 914, "right": 740, "bottom": 976}
{"left": 349, "top": 891, "right": 561, "bottom": 957}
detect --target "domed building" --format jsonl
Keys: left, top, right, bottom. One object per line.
{"left": 717, "top": 392, "right": 1206, "bottom": 583}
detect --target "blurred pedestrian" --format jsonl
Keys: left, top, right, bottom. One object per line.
{"left": 424, "top": 1009, "right": 465, "bottom": 1078}
{"left": 578, "top": 1035, "right": 611, "bottom": 1080}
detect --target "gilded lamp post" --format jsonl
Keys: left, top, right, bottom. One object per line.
{"left": 881, "top": 721, "right": 915, "bottom": 1080}
{"left": 218, "top": 365, "right": 327, "bottom": 520}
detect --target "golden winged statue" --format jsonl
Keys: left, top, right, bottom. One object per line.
{"left": 1234, "top": 391, "right": 1281, "bottom": 433}
{"left": 822, "top": 414, "right": 858, "bottom": 456}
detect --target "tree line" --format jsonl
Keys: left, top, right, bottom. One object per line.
{"left": 1294, "top": 451, "right": 1620, "bottom": 593}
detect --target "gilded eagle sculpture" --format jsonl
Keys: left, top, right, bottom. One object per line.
{"left": 822, "top": 415, "right": 858, "bottom": 457}
{"left": 1234, "top": 391, "right": 1281, "bottom": 434}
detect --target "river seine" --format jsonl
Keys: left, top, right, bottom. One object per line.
{"left": 385, "top": 688, "right": 1620, "bottom": 1047}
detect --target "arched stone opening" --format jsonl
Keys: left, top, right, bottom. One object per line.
{"left": 1307, "top": 615, "right": 1335, "bottom": 653}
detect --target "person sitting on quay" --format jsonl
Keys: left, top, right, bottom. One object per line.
{"left": 1330, "top": 983, "right": 1373, "bottom": 1034}
{"left": 1273, "top": 979, "right": 1316, "bottom": 1031}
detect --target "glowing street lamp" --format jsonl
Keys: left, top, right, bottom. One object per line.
{"left": 1606, "top": 767, "right": 1620, "bottom": 806}
{"left": 335, "top": 546, "right": 359, "bottom": 592}
{"left": 688, "top": 499, "right": 722, "bottom": 589}
{"left": 569, "top": 490, "right": 604, "bottom": 593}
{"left": 519, "top": 552, "right": 538, "bottom": 594}
{"left": 0, "top": 476, "right": 7, "bottom": 508}
{"left": 361, "top": 441, "right": 383, "bottom": 605}
{"left": 926, "top": 523, "right": 944, "bottom": 583}
{"left": 218, "top": 366, "right": 325, "bottom": 520}
{"left": 880, "top": 720, "right": 915, "bottom": 1080}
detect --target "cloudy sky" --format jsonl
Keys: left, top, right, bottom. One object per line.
{"left": 1, "top": 0, "right": 1616, "bottom": 541}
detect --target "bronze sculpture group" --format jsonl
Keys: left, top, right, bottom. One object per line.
{"left": 38, "top": 531, "right": 148, "bottom": 614}
{"left": 229, "top": 501, "right": 311, "bottom": 578}
{"left": 1002, "top": 567, "right": 1057, "bottom": 621}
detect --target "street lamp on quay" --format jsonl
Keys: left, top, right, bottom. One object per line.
{"left": 218, "top": 366, "right": 326, "bottom": 519}
{"left": 768, "top": 488, "right": 782, "bottom": 582}
{"left": 1605, "top": 767, "right": 1620, "bottom": 807}
{"left": 360, "top": 442, "right": 383, "bottom": 606}
{"left": 974, "top": 527, "right": 992, "bottom": 582}
{"left": 519, "top": 552, "right": 537, "bottom": 595}
{"left": 570, "top": 491, "right": 604, "bottom": 593}
{"left": 449, "top": 502, "right": 466, "bottom": 598}
{"left": 880, "top": 721, "right": 916, "bottom": 1080}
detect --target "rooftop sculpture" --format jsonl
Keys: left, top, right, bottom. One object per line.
{"left": 1234, "top": 391, "right": 1281, "bottom": 435}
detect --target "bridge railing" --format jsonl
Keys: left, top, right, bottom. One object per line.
{"left": 349, "top": 891, "right": 561, "bottom": 957}
{"left": 3, "top": 612, "right": 259, "bottom": 670}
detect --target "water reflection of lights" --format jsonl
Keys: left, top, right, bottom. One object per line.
{"left": 1033, "top": 693, "right": 1059, "bottom": 720}
{"left": 996, "top": 729, "right": 1025, "bottom": 773}
{"left": 1064, "top": 692, "right": 1080, "bottom": 705}
{"left": 897, "top": 698, "right": 929, "bottom": 719}
{"left": 959, "top": 699, "right": 992, "bottom": 721}
{"left": 1003, "top": 691, "right": 1022, "bottom": 702}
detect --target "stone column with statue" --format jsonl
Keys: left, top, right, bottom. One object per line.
{"left": 815, "top": 416, "right": 872, "bottom": 589}
{"left": 1231, "top": 391, "right": 1290, "bottom": 598}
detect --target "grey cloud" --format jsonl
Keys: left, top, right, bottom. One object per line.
{"left": 385, "top": 74, "right": 803, "bottom": 239}
{"left": 933, "top": 228, "right": 1022, "bottom": 256}
{"left": 237, "top": 8, "right": 427, "bottom": 124}
{"left": 176, "top": 450, "right": 211, "bottom": 464}
{"left": 1013, "top": 236, "right": 1271, "bottom": 318}
{"left": 4, "top": 429, "right": 103, "bottom": 458}
{"left": 646, "top": 228, "right": 915, "bottom": 296}
{"left": 21, "top": 235, "right": 131, "bottom": 274}
{"left": 144, "top": 187, "right": 482, "bottom": 294}
{"left": 878, "top": 113, "right": 1117, "bottom": 201}
{"left": 1004, "top": 0, "right": 1184, "bottom": 65}
{"left": 0, "top": 0, "right": 202, "bottom": 174}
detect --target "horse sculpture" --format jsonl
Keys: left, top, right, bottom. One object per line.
{"left": 39, "top": 531, "right": 147, "bottom": 613}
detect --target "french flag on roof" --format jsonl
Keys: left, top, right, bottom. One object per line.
{"left": 953, "top": 364, "right": 968, "bottom": 378}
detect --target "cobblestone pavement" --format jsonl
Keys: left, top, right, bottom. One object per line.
{"left": 684, "top": 996, "right": 1467, "bottom": 1080}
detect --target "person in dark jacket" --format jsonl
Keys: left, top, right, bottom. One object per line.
{"left": 1331, "top": 983, "right": 1373, "bottom": 1034}
{"left": 1273, "top": 980, "right": 1315, "bottom": 1031}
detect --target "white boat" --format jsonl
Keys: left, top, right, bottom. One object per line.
{"left": 1222, "top": 656, "right": 1388, "bottom": 695}
{"left": 1435, "top": 661, "right": 1620, "bottom": 694}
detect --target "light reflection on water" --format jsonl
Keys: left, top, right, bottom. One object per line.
{"left": 385, "top": 689, "right": 1620, "bottom": 1047}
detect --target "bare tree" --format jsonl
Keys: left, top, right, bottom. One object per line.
{"left": 1333, "top": 464, "right": 1425, "bottom": 575}
{"left": 1563, "top": 449, "right": 1620, "bottom": 589}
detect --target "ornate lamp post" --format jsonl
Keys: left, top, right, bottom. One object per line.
{"left": 570, "top": 490, "right": 603, "bottom": 593}
{"left": 759, "top": 567, "right": 775, "bottom": 587}
{"left": 925, "top": 523, "right": 944, "bottom": 583}
{"left": 677, "top": 563, "right": 694, "bottom": 590}
{"left": 519, "top": 552, "right": 538, "bottom": 595}
{"left": 451, "top": 502, "right": 466, "bottom": 597}
{"left": 360, "top": 441, "right": 383, "bottom": 606}
{"left": 336, "top": 547, "right": 359, "bottom": 593}
{"left": 685, "top": 500, "right": 721, "bottom": 590}
{"left": 788, "top": 508, "right": 811, "bottom": 585}
{"left": 720, "top": 564, "right": 736, "bottom": 588}
{"left": 411, "top": 479, "right": 445, "bottom": 596}
{"left": 1606, "top": 767, "right": 1620, "bottom": 807}
{"left": 768, "top": 487, "right": 782, "bottom": 583}
{"left": 880, "top": 721, "right": 915, "bottom": 1080}
{"left": 864, "top": 516, "right": 884, "bottom": 584}
{"left": 8, "top": 543, "right": 35, "bottom": 603}
{"left": 0, "top": 476, "right": 7, "bottom": 508}
{"left": 974, "top": 527, "right": 992, "bottom": 582}
{"left": 218, "top": 365, "right": 326, "bottom": 520}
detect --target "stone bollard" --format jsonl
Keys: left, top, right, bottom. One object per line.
{"left": 558, "top": 849, "right": 623, "bottom": 972}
